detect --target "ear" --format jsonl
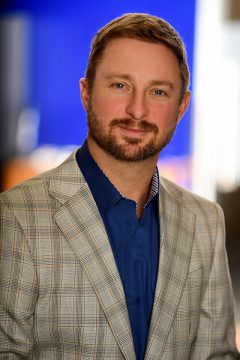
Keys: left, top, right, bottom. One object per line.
{"left": 177, "top": 90, "right": 191, "bottom": 124}
{"left": 80, "top": 78, "right": 90, "bottom": 111}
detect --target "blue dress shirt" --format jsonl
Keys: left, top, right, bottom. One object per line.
{"left": 76, "top": 141, "right": 160, "bottom": 360}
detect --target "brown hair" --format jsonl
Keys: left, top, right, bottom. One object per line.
{"left": 85, "top": 13, "right": 190, "bottom": 98}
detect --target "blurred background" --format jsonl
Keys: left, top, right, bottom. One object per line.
{"left": 0, "top": 0, "right": 239, "bottom": 349}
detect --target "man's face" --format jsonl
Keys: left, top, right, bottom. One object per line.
{"left": 80, "top": 37, "right": 190, "bottom": 162}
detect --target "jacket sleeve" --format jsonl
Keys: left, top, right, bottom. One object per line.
{"left": 190, "top": 204, "right": 239, "bottom": 359}
{"left": 0, "top": 201, "right": 38, "bottom": 358}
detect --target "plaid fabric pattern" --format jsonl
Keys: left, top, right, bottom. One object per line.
{"left": 0, "top": 150, "right": 238, "bottom": 359}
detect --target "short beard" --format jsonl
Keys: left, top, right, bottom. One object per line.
{"left": 87, "top": 100, "right": 177, "bottom": 162}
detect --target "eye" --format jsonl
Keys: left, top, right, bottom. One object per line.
{"left": 111, "top": 83, "right": 125, "bottom": 89}
{"left": 112, "top": 82, "right": 125, "bottom": 89}
{"left": 153, "top": 89, "right": 166, "bottom": 97}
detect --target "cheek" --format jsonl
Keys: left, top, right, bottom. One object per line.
{"left": 92, "top": 93, "right": 128, "bottom": 119}
{"left": 151, "top": 103, "right": 179, "bottom": 128}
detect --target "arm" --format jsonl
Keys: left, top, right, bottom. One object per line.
{"left": 0, "top": 202, "right": 38, "bottom": 358}
{"left": 190, "top": 204, "right": 239, "bottom": 359}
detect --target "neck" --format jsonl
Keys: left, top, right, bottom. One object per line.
{"left": 87, "top": 137, "right": 159, "bottom": 216}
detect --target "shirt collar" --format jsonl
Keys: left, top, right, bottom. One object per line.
{"left": 76, "top": 140, "right": 121, "bottom": 215}
{"left": 146, "top": 168, "right": 159, "bottom": 206}
{"left": 76, "top": 140, "right": 159, "bottom": 214}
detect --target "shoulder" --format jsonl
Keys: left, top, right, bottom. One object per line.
{"left": 160, "top": 176, "right": 224, "bottom": 223}
{"left": 0, "top": 149, "right": 82, "bottom": 210}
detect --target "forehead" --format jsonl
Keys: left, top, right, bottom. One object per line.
{"left": 95, "top": 37, "right": 181, "bottom": 85}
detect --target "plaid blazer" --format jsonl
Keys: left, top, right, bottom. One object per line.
{"left": 0, "top": 150, "right": 238, "bottom": 359}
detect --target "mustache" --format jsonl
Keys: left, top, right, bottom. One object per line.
{"left": 110, "top": 118, "right": 158, "bottom": 134}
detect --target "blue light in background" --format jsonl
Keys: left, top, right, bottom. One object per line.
{"left": 1, "top": 0, "right": 196, "bottom": 158}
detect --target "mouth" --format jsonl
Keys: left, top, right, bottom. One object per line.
{"left": 111, "top": 118, "right": 158, "bottom": 137}
{"left": 118, "top": 126, "right": 150, "bottom": 137}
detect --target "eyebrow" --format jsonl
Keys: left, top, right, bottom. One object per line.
{"left": 104, "top": 73, "right": 174, "bottom": 90}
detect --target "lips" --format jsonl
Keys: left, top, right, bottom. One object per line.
{"left": 119, "top": 126, "right": 149, "bottom": 133}
{"left": 111, "top": 118, "right": 158, "bottom": 135}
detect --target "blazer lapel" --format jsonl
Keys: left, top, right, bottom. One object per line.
{"left": 145, "top": 179, "right": 196, "bottom": 359}
{"left": 49, "top": 155, "right": 135, "bottom": 360}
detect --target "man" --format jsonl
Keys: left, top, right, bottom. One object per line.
{"left": 0, "top": 13, "right": 238, "bottom": 359}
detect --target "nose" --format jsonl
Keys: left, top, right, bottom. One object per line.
{"left": 125, "top": 91, "right": 149, "bottom": 120}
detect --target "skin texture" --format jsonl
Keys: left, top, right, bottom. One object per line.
{"left": 80, "top": 38, "right": 190, "bottom": 217}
